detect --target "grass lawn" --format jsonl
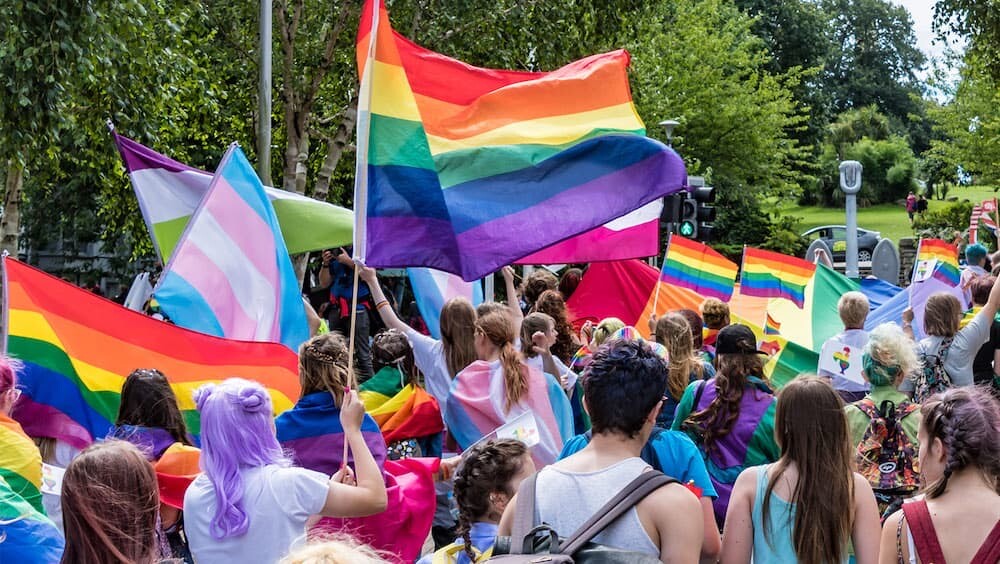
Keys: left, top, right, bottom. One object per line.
{"left": 778, "top": 185, "right": 1000, "bottom": 245}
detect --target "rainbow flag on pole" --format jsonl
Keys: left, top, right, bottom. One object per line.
{"left": 763, "top": 313, "right": 781, "bottom": 336}
{"left": 353, "top": 0, "right": 687, "bottom": 281}
{"left": 3, "top": 257, "right": 300, "bottom": 448}
{"left": 658, "top": 235, "right": 737, "bottom": 302}
{"left": 153, "top": 144, "right": 309, "bottom": 352}
{"left": 914, "top": 238, "right": 960, "bottom": 286}
{"left": 739, "top": 247, "right": 817, "bottom": 308}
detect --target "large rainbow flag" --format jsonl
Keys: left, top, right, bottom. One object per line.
{"left": 739, "top": 247, "right": 817, "bottom": 308}
{"left": 913, "top": 238, "right": 960, "bottom": 286}
{"left": 658, "top": 235, "right": 738, "bottom": 302}
{"left": 153, "top": 144, "right": 309, "bottom": 352}
{"left": 3, "top": 257, "right": 300, "bottom": 448}
{"left": 353, "top": 0, "right": 686, "bottom": 281}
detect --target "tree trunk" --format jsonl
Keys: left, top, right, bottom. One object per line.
{"left": 2, "top": 162, "right": 23, "bottom": 257}
{"left": 313, "top": 96, "right": 358, "bottom": 202}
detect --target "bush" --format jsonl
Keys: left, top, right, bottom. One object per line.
{"left": 912, "top": 200, "right": 974, "bottom": 241}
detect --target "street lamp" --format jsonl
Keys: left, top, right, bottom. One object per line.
{"left": 659, "top": 119, "right": 680, "bottom": 147}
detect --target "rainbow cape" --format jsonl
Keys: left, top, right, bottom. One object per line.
{"left": 0, "top": 476, "right": 64, "bottom": 563}
{"left": 914, "top": 238, "right": 960, "bottom": 286}
{"left": 445, "top": 361, "right": 573, "bottom": 468}
{"left": 353, "top": 0, "right": 686, "bottom": 280}
{"left": 360, "top": 367, "right": 444, "bottom": 444}
{"left": 3, "top": 257, "right": 300, "bottom": 448}
{"left": 0, "top": 415, "right": 43, "bottom": 513}
{"left": 659, "top": 235, "right": 738, "bottom": 302}
{"left": 739, "top": 247, "right": 817, "bottom": 308}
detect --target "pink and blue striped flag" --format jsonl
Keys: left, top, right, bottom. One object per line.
{"left": 154, "top": 145, "right": 309, "bottom": 352}
{"left": 407, "top": 268, "right": 483, "bottom": 339}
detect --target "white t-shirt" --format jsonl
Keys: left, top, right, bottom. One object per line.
{"left": 404, "top": 328, "right": 451, "bottom": 417}
{"left": 817, "top": 329, "right": 870, "bottom": 393}
{"left": 184, "top": 465, "right": 329, "bottom": 564}
{"left": 902, "top": 308, "right": 993, "bottom": 391}
{"left": 524, "top": 353, "right": 577, "bottom": 390}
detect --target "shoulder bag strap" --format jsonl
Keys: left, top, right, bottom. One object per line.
{"left": 508, "top": 472, "right": 539, "bottom": 554}
{"left": 692, "top": 379, "right": 707, "bottom": 411}
{"left": 558, "top": 471, "right": 678, "bottom": 555}
{"left": 901, "top": 500, "right": 947, "bottom": 564}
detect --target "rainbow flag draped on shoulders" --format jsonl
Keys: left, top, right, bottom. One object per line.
{"left": 445, "top": 361, "right": 573, "bottom": 468}
{"left": 658, "top": 235, "right": 738, "bottom": 302}
{"left": 360, "top": 367, "right": 444, "bottom": 446}
{"left": 153, "top": 145, "right": 309, "bottom": 352}
{"left": 0, "top": 476, "right": 64, "bottom": 563}
{"left": 739, "top": 247, "right": 817, "bottom": 308}
{"left": 3, "top": 257, "right": 300, "bottom": 448}
{"left": 0, "top": 414, "right": 43, "bottom": 513}
{"left": 914, "top": 238, "right": 961, "bottom": 286}
{"left": 354, "top": 0, "right": 687, "bottom": 280}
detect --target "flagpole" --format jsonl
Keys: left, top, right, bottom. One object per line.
{"left": 652, "top": 234, "right": 672, "bottom": 316}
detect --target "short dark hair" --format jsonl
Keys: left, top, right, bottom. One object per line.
{"left": 582, "top": 339, "right": 667, "bottom": 438}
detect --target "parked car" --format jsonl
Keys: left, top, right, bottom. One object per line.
{"left": 801, "top": 225, "right": 882, "bottom": 262}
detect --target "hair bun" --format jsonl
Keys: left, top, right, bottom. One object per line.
{"left": 237, "top": 387, "right": 269, "bottom": 413}
{"left": 192, "top": 384, "right": 217, "bottom": 411}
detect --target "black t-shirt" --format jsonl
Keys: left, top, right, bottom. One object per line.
{"left": 972, "top": 319, "right": 1000, "bottom": 380}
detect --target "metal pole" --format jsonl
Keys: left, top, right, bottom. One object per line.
{"left": 840, "top": 161, "right": 863, "bottom": 279}
{"left": 484, "top": 273, "right": 495, "bottom": 302}
{"left": 257, "top": 0, "right": 272, "bottom": 185}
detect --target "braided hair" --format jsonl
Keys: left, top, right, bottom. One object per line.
{"left": 453, "top": 439, "right": 530, "bottom": 562}
{"left": 372, "top": 329, "right": 420, "bottom": 387}
{"left": 921, "top": 387, "right": 1000, "bottom": 498}
{"left": 298, "top": 333, "right": 352, "bottom": 404}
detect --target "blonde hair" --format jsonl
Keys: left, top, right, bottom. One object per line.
{"left": 591, "top": 317, "right": 626, "bottom": 347}
{"left": 923, "top": 292, "right": 963, "bottom": 337}
{"left": 298, "top": 333, "right": 351, "bottom": 403}
{"left": 654, "top": 313, "right": 703, "bottom": 400}
{"left": 864, "top": 323, "right": 920, "bottom": 380}
{"left": 701, "top": 298, "right": 730, "bottom": 330}
{"left": 476, "top": 312, "right": 527, "bottom": 412}
{"left": 520, "top": 312, "right": 555, "bottom": 359}
{"left": 279, "top": 536, "right": 391, "bottom": 564}
{"left": 837, "top": 291, "right": 869, "bottom": 329}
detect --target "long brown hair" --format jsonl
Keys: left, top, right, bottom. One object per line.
{"left": 116, "top": 368, "right": 192, "bottom": 446}
{"left": 61, "top": 440, "right": 160, "bottom": 564}
{"left": 763, "top": 377, "right": 854, "bottom": 564}
{"left": 685, "top": 353, "right": 768, "bottom": 451}
{"left": 298, "top": 332, "right": 351, "bottom": 403}
{"left": 654, "top": 313, "right": 704, "bottom": 400}
{"left": 520, "top": 312, "right": 554, "bottom": 359}
{"left": 532, "top": 290, "right": 578, "bottom": 364}
{"left": 476, "top": 312, "right": 527, "bottom": 412}
{"left": 441, "top": 297, "right": 477, "bottom": 377}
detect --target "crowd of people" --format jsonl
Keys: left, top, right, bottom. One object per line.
{"left": 2, "top": 260, "right": 1000, "bottom": 564}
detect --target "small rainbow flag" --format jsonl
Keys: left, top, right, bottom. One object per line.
{"left": 659, "top": 235, "right": 738, "bottom": 302}
{"left": 764, "top": 313, "right": 781, "bottom": 336}
{"left": 4, "top": 257, "right": 301, "bottom": 449}
{"left": 740, "top": 247, "right": 817, "bottom": 308}
{"left": 915, "top": 238, "right": 960, "bottom": 286}
{"left": 353, "top": 0, "right": 687, "bottom": 281}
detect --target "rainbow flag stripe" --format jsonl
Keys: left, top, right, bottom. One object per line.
{"left": 740, "top": 247, "right": 816, "bottom": 308}
{"left": 0, "top": 416, "right": 42, "bottom": 513}
{"left": 659, "top": 235, "right": 738, "bottom": 301}
{"left": 354, "top": 0, "right": 687, "bottom": 281}
{"left": 916, "top": 238, "right": 960, "bottom": 286}
{"left": 764, "top": 313, "right": 781, "bottom": 336}
{"left": 4, "top": 258, "right": 301, "bottom": 448}
{"left": 0, "top": 476, "right": 64, "bottom": 562}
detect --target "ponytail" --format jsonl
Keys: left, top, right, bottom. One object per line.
{"left": 500, "top": 342, "right": 527, "bottom": 412}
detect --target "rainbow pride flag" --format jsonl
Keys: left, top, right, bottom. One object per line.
{"left": 0, "top": 415, "right": 42, "bottom": 513}
{"left": 914, "top": 238, "right": 960, "bottom": 286}
{"left": 659, "top": 235, "right": 737, "bottom": 302}
{"left": 763, "top": 313, "right": 781, "bottom": 336}
{"left": 3, "top": 257, "right": 300, "bottom": 448}
{"left": 739, "top": 247, "right": 817, "bottom": 308}
{"left": 0, "top": 476, "right": 64, "bottom": 563}
{"left": 353, "top": 0, "right": 686, "bottom": 281}
{"left": 360, "top": 371, "right": 444, "bottom": 445}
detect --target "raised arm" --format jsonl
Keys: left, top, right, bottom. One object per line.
{"left": 357, "top": 262, "right": 409, "bottom": 333}
{"left": 901, "top": 307, "right": 915, "bottom": 340}
{"left": 319, "top": 390, "right": 388, "bottom": 517}
{"left": 981, "top": 273, "right": 1000, "bottom": 319}
{"left": 502, "top": 266, "right": 524, "bottom": 332}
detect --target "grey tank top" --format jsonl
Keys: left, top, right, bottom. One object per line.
{"left": 534, "top": 457, "right": 659, "bottom": 556}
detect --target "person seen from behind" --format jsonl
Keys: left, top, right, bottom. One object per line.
{"left": 318, "top": 247, "right": 374, "bottom": 382}
{"left": 700, "top": 298, "right": 730, "bottom": 360}
{"left": 530, "top": 289, "right": 580, "bottom": 365}
{"left": 817, "top": 291, "right": 871, "bottom": 403}
{"left": 653, "top": 312, "right": 715, "bottom": 427}
{"left": 967, "top": 276, "right": 1000, "bottom": 395}
{"left": 722, "top": 376, "right": 881, "bottom": 563}
{"left": 961, "top": 243, "right": 990, "bottom": 307}
{"left": 520, "top": 312, "right": 575, "bottom": 392}
{"left": 520, "top": 269, "right": 558, "bottom": 314}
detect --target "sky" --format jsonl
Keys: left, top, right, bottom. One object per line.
{"left": 891, "top": 0, "right": 940, "bottom": 62}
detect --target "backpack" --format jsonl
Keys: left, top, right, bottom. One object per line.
{"left": 853, "top": 398, "right": 920, "bottom": 520}
{"left": 913, "top": 337, "right": 954, "bottom": 404}
{"left": 489, "top": 471, "right": 676, "bottom": 563}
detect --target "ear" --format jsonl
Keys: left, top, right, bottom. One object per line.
{"left": 491, "top": 490, "right": 512, "bottom": 513}
{"left": 646, "top": 398, "right": 664, "bottom": 424}
{"left": 931, "top": 436, "right": 947, "bottom": 464}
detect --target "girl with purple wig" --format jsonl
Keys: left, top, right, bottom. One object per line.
{"left": 183, "top": 378, "right": 387, "bottom": 563}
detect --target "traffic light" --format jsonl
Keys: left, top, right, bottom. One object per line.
{"left": 692, "top": 184, "right": 715, "bottom": 242}
{"left": 678, "top": 194, "right": 698, "bottom": 238}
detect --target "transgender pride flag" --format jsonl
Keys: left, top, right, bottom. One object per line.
{"left": 407, "top": 268, "right": 483, "bottom": 339}
{"left": 154, "top": 145, "right": 309, "bottom": 352}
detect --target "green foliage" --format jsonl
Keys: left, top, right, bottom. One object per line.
{"left": 934, "top": 0, "right": 1000, "bottom": 80}
{"left": 912, "top": 200, "right": 974, "bottom": 240}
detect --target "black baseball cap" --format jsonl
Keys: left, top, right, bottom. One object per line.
{"left": 715, "top": 324, "right": 767, "bottom": 356}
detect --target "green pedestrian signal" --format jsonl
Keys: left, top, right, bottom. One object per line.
{"left": 679, "top": 221, "right": 695, "bottom": 237}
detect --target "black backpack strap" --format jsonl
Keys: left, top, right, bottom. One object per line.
{"left": 508, "top": 472, "right": 539, "bottom": 554}
{"left": 691, "top": 379, "right": 707, "bottom": 411}
{"left": 558, "top": 471, "right": 678, "bottom": 555}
